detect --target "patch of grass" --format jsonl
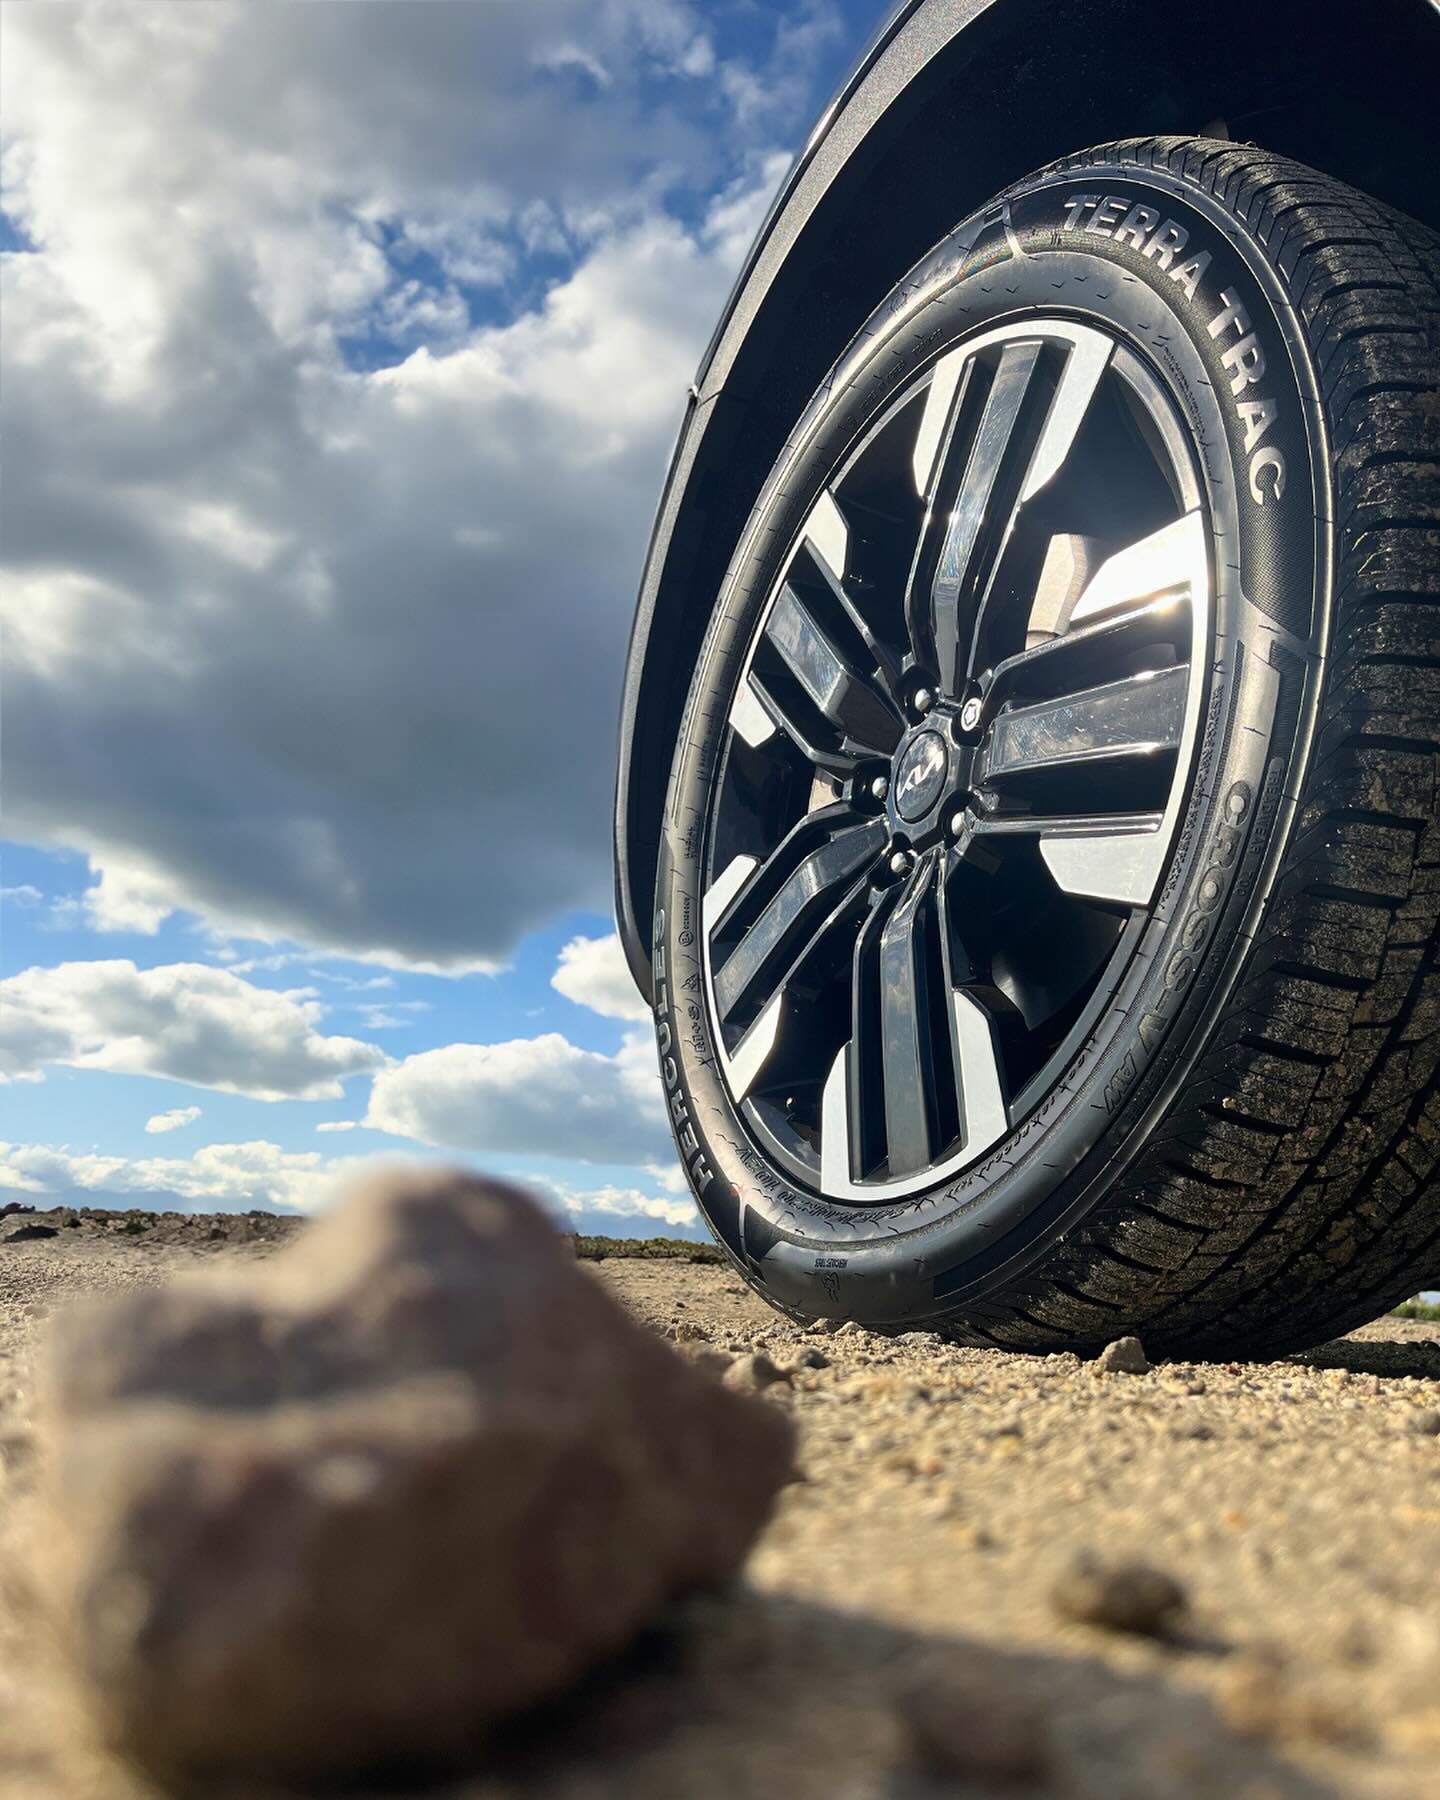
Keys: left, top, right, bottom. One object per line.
{"left": 570, "top": 1234, "right": 722, "bottom": 1264}
{"left": 1391, "top": 1297, "right": 1440, "bottom": 1322}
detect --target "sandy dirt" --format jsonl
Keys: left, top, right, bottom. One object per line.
{"left": 0, "top": 1213, "right": 1436, "bottom": 1799}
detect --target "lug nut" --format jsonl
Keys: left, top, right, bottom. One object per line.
{"left": 960, "top": 696, "right": 984, "bottom": 732}
{"left": 869, "top": 775, "right": 889, "bottom": 801}
{"left": 913, "top": 687, "right": 935, "bottom": 714}
{"left": 949, "top": 811, "right": 967, "bottom": 839}
{"left": 889, "top": 848, "right": 915, "bottom": 877}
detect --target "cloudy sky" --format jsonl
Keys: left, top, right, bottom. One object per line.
{"left": 0, "top": 0, "right": 876, "bottom": 1235}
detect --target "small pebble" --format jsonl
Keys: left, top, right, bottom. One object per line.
{"left": 797, "top": 1348, "right": 830, "bottom": 1369}
{"left": 1093, "top": 1336, "right": 1151, "bottom": 1375}
{"left": 723, "top": 1352, "right": 790, "bottom": 1392}
{"left": 1407, "top": 1409, "right": 1440, "bottom": 1437}
{"left": 1050, "top": 1552, "right": 1186, "bottom": 1636}
{"left": 897, "top": 1663, "right": 1051, "bottom": 1784}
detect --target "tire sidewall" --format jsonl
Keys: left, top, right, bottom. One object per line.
{"left": 652, "top": 153, "right": 1328, "bottom": 1325}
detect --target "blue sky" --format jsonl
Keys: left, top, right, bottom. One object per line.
{"left": 0, "top": 1, "right": 881, "bottom": 1235}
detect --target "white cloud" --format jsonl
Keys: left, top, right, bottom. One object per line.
{"left": 365, "top": 1029, "right": 666, "bottom": 1163}
{"left": 0, "top": 1135, "right": 700, "bottom": 1235}
{"left": 526, "top": 1171, "right": 699, "bottom": 1232}
{"left": 144, "top": 1105, "right": 201, "bottom": 1135}
{"left": 0, "top": 960, "right": 386, "bottom": 1100}
{"left": 78, "top": 857, "right": 194, "bottom": 934}
{"left": 1, "top": 884, "right": 43, "bottom": 908}
{"left": 315, "top": 1120, "right": 358, "bottom": 1133}
{"left": 0, "top": 1138, "right": 377, "bottom": 1216}
{"left": 551, "top": 932, "right": 649, "bottom": 1020}
{"left": 352, "top": 999, "right": 431, "bottom": 1031}
{"left": 0, "top": 0, "right": 816, "bottom": 974}
{"left": 718, "top": 4, "right": 845, "bottom": 134}
{"left": 645, "top": 1160, "right": 692, "bottom": 1195}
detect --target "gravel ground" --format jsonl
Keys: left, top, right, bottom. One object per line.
{"left": 0, "top": 1211, "right": 1436, "bottom": 1799}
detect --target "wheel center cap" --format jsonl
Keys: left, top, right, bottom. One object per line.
{"left": 892, "top": 729, "right": 949, "bottom": 822}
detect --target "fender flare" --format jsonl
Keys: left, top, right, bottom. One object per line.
{"left": 614, "top": 0, "right": 1440, "bottom": 998}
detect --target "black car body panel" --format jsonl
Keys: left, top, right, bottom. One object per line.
{"left": 615, "top": 0, "right": 1440, "bottom": 1000}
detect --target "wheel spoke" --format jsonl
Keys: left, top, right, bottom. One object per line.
{"left": 804, "top": 518, "right": 904, "bottom": 692}
{"left": 987, "top": 593, "right": 1189, "bottom": 706}
{"left": 948, "top": 990, "right": 1010, "bottom": 1160}
{"left": 743, "top": 673, "right": 862, "bottom": 776}
{"left": 1038, "top": 825, "right": 1171, "bottom": 906}
{"left": 727, "top": 991, "right": 784, "bottom": 1100}
{"left": 847, "top": 891, "right": 894, "bottom": 1181}
{"left": 765, "top": 582, "right": 901, "bottom": 754}
{"left": 802, "top": 489, "right": 850, "bottom": 583}
{"left": 935, "top": 863, "right": 1010, "bottom": 1157}
{"left": 1068, "top": 510, "right": 1207, "bottom": 627}
{"left": 878, "top": 852, "right": 940, "bottom": 1176}
{"left": 820, "top": 1046, "right": 854, "bottom": 1195}
{"left": 706, "top": 851, "right": 759, "bottom": 923}
{"left": 960, "top": 806, "right": 1171, "bottom": 906}
{"left": 904, "top": 356, "right": 976, "bottom": 662}
{"left": 968, "top": 808, "right": 1166, "bottom": 840}
{"left": 1016, "top": 327, "right": 1114, "bottom": 507}
{"left": 729, "top": 675, "right": 778, "bottom": 750}
{"left": 909, "top": 330, "right": 1114, "bottom": 690}
{"left": 977, "top": 663, "right": 1187, "bottom": 786}
{"left": 711, "top": 817, "right": 887, "bottom": 1021}
{"left": 930, "top": 341, "right": 1044, "bottom": 690}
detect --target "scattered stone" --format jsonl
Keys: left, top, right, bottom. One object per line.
{"left": 1216, "top": 1652, "right": 1365, "bottom": 1747}
{"left": 40, "top": 1169, "right": 794, "bottom": 1785}
{"left": 668, "top": 1321, "right": 709, "bottom": 1343}
{"left": 723, "top": 1352, "right": 790, "bottom": 1392}
{"left": 1050, "top": 1552, "right": 1187, "bottom": 1636}
{"left": 1407, "top": 1408, "right": 1440, "bottom": 1437}
{"left": 1388, "top": 1708, "right": 1440, "bottom": 1753}
{"left": 797, "top": 1348, "right": 830, "bottom": 1369}
{"left": 897, "top": 1661, "right": 1051, "bottom": 1784}
{"left": 834, "top": 1321, "right": 867, "bottom": 1337}
{"left": 1093, "top": 1336, "right": 1151, "bottom": 1375}
{"left": 3, "top": 1224, "right": 59, "bottom": 1243}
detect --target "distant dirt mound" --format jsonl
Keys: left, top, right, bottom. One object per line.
{"left": 0, "top": 1206, "right": 305, "bottom": 1252}
{"left": 0, "top": 1207, "right": 723, "bottom": 1264}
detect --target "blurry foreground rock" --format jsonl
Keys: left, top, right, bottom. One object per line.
{"left": 39, "top": 1169, "right": 794, "bottom": 1785}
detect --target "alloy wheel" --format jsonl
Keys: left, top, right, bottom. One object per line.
{"left": 701, "top": 320, "right": 1210, "bottom": 1199}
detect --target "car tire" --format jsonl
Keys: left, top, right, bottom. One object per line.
{"left": 648, "top": 135, "right": 1440, "bottom": 1356}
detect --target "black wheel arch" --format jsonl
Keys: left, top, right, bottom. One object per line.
{"left": 615, "top": 0, "right": 1440, "bottom": 1003}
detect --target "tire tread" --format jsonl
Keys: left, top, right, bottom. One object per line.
{"left": 972, "top": 137, "right": 1440, "bottom": 1354}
